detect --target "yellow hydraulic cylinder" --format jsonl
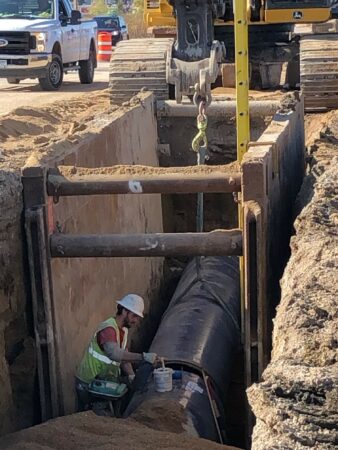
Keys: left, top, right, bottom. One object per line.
{"left": 234, "top": 0, "right": 250, "bottom": 342}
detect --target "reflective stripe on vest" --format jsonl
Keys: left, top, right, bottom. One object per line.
{"left": 88, "top": 343, "right": 119, "bottom": 366}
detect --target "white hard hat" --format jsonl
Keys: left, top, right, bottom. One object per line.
{"left": 117, "top": 294, "right": 144, "bottom": 318}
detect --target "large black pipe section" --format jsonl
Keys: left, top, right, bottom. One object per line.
{"left": 125, "top": 256, "right": 241, "bottom": 443}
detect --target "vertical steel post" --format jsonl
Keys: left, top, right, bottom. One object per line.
{"left": 234, "top": 0, "right": 250, "bottom": 159}
{"left": 234, "top": 2, "right": 254, "bottom": 444}
{"left": 234, "top": 0, "right": 250, "bottom": 344}
{"left": 22, "top": 165, "right": 60, "bottom": 421}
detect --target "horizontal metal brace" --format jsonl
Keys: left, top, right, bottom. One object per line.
{"left": 47, "top": 172, "right": 241, "bottom": 197}
{"left": 157, "top": 100, "right": 280, "bottom": 118}
{"left": 50, "top": 230, "right": 243, "bottom": 258}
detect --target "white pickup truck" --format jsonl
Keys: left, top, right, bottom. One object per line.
{"left": 0, "top": 0, "right": 97, "bottom": 90}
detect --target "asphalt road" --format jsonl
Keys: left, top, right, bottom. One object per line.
{"left": 0, "top": 62, "right": 110, "bottom": 116}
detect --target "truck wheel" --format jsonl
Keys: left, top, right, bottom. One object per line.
{"left": 7, "top": 78, "right": 20, "bottom": 84}
{"left": 79, "top": 49, "right": 96, "bottom": 84}
{"left": 38, "top": 54, "right": 63, "bottom": 91}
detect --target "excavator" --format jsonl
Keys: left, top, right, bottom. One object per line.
{"left": 109, "top": 0, "right": 338, "bottom": 110}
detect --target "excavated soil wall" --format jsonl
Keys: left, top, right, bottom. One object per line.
{"left": 0, "top": 93, "right": 163, "bottom": 433}
{"left": 248, "top": 115, "right": 338, "bottom": 448}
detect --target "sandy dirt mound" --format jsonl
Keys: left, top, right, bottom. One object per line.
{"left": 0, "top": 90, "right": 133, "bottom": 170}
{"left": 130, "top": 398, "right": 187, "bottom": 434}
{"left": 0, "top": 411, "right": 239, "bottom": 450}
{"left": 57, "top": 162, "right": 240, "bottom": 177}
{"left": 248, "top": 115, "right": 338, "bottom": 449}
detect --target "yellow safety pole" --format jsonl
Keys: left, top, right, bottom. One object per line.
{"left": 234, "top": 0, "right": 250, "bottom": 343}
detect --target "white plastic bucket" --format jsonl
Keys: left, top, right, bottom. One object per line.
{"left": 153, "top": 367, "right": 173, "bottom": 392}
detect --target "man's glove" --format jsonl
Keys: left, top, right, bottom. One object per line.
{"left": 128, "top": 374, "right": 135, "bottom": 384}
{"left": 143, "top": 352, "right": 157, "bottom": 364}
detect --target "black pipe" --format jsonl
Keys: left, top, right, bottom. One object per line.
{"left": 125, "top": 256, "right": 241, "bottom": 443}
{"left": 151, "top": 256, "right": 240, "bottom": 392}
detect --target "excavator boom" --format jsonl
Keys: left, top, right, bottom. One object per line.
{"left": 110, "top": 1, "right": 227, "bottom": 104}
{"left": 110, "top": 0, "right": 338, "bottom": 110}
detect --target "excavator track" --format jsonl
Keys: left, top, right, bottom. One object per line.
{"left": 300, "top": 33, "right": 338, "bottom": 111}
{"left": 109, "top": 38, "right": 173, "bottom": 105}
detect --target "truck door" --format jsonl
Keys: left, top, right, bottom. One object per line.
{"left": 78, "top": 18, "right": 91, "bottom": 61}
{"left": 59, "top": 0, "right": 81, "bottom": 63}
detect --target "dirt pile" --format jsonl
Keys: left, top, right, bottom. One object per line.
{"left": 248, "top": 118, "right": 338, "bottom": 449}
{"left": 57, "top": 162, "right": 240, "bottom": 177}
{"left": 130, "top": 398, "right": 187, "bottom": 434}
{"left": 0, "top": 411, "right": 239, "bottom": 450}
{"left": 0, "top": 89, "right": 132, "bottom": 170}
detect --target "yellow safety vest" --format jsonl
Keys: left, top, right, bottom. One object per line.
{"left": 77, "top": 317, "right": 128, "bottom": 384}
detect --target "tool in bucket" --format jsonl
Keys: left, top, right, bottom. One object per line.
{"left": 154, "top": 357, "right": 173, "bottom": 392}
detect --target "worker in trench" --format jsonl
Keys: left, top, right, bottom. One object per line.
{"left": 75, "top": 294, "right": 159, "bottom": 415}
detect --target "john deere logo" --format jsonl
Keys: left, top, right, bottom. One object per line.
{"left": 0, "top": 39, "right": 8, "bottom": 47}
{"left": 293, "top": 11, "right": 303, "bottom": 19}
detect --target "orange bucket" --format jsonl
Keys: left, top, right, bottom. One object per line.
{"left": 98, "top": 31, "right": 112, "bottom": 62}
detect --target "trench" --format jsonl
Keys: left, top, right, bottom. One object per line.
{"left": 117, "top": 100, "right": 288, "bottom": 449}
{"left": 0, "top": 90, "right": 306, "bottom": 448}
{"left": 133, "top": 116, "right": 246, "bottom": 446}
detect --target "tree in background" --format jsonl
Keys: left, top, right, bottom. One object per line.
{"left": 125, "top": 0, "right": 146, "bottom": 37}
{"left": 89, "top": 1, "right": 143, "bottom": 16}
{"left": 110, "top": 0, "right": 138, "bottom": 14}
{"left": 89, "top": 0, "right": 109, "bottom": 15}
{"left": 133, "top": 0, "right": 143, "bottom": 11}
{"left": 88, "top": 0, "right": 146, "bottom": 37}
{"left": 108, "top": 0, "right": 124, "bottom": 13}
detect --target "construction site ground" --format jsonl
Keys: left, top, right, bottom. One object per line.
{"left": 0, "top": 87, "right": 283, "bottom": 170}
{"left": 0, "top": 83, "right": 336, "bottom": 449}
{"left": 0, "top": 90, "right": 110, "bottom": 169}
{"left": 0, "top": 63, "right": 109, "bottom": 116}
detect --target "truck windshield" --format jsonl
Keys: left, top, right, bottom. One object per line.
{"left": 0, "top": 0, "right": 54, "bottom": 19}
{"left": 94, "top": 17, "right": 119, "bottom": 29}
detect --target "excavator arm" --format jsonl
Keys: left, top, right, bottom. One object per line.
{"left": 168, "top": 0, "right": 225, "bottom": 60}
{"left": 109, "top": 0, "right": 226, "bottom": 104}
{"left": 166, "top": 0, "right": 227, "bottom": 103}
